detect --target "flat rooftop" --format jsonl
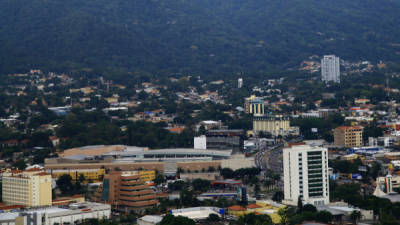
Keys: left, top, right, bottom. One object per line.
{"left": 0, "top": 202, "right": 110, "bottom": 222}
{"left": 171, "top": 207, "right": 221, "bottom": 220}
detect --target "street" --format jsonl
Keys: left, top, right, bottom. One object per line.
{"left": 255, "top": 143, "right": 284, "bottom": 174}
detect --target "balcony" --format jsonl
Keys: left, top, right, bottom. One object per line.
{"left": 120, "top": 185, "right": 150, "bottom": 191}
{"left": 120, "top": 194, "right": 158, "bottom": 202}
{"left": 119, "top": 190, "right": 153, "bottom": 196}
{"left": 121, "top": 180, "right": 145, "bottom": 186}
{"left": 119, "top": 199, "right": 159, "bottom": 207}
{"left": 121, "top": 175, "right": 141, "bottom": 180}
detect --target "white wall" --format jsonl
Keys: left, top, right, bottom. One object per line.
{"left": 194, "top": 136, "right": 207, "bottom": 149}
{"left": 283, "top": 145, "right": 329, "bottom": 206}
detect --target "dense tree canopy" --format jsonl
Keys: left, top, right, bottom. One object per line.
{"left": 235, "top": 213, "right": 273, "bottom": 225}
{"left": 159, "top": 214, "right": 195, "bottom": 225}
{"left": 1, "top": 0, "right": 400, "bottom": 79}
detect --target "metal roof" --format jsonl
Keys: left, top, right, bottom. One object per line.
{"left": 105, "top": 148, "right": 232, "bottom": 158}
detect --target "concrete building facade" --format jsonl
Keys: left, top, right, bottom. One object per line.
{"left": 45, "top": 161, "right": 222, "bottom": 175}
{"left": 283, "top": 145, "right": 329, "bottom": 206}
{"left": 244, "top": 95, "right": 264, "bottom": 115}
{"left": 48, "top": 168, "right": 106, "bottom": 183}
{"left": 321, "top": 55, "right": 340, "bottom": 83}
{"left": 194, "top": 130, "right": 244, "bottom": 151}
{"left": 2, "top": 169, "right": 52, "bottom": 207}
{"left": 92, "top": 171, "right": 159, "bottom": 212}
{"left": 334, "top": 126, "right": 364, "bottom": 147}
{"left": 194, "top": 135, "right": 207, "bottom": 149}
{"left": 375, "top": 175, "right": 399, "bottom": 195}
{"left": 0, "top": 202, "right": 110, "bottom": 225}
{"left": 253, "top": 115, "right": 298, "bottom": 136}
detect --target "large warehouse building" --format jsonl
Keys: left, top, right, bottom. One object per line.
{"left": 45, "top": 145, "right": 251, "bottom": 176}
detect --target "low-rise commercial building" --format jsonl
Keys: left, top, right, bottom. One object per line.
{"left": 374, "top": 175, "right": 400, "bottom": 194}
{"left": 317, "top": 202, "right": 373, "bottom": 223}
{"left": 196, "top": 120, "right": 222, "bottom": 131}
{"left": 137, "top": 215, "right": 163, "bottom": 225}
{"left": 171, "top": 207, "right": 223, "bottom": 221}
{"left": 0, "top": 202, "right": 110, "bottom": 225}
{"left": 45, "top": 161, "right": 222, "bottom": 177}
{"left": 45, "top": 145, "right": 229, "bottom": 176}
{"left": 179, "top": 173, "right": 219, "bottom": 181}
{"left": 227, "top": 202, "right": 282, "bottom": 224}
{"left": 48, "top": 146, "right": 231, "bottom": 164}
{"left": 194, "top": 130, "right": 244, "bottom": 151}
{"left": 48, "top": 168, "right": 105, "bottom": 183}
{"left": 59, "top": 145, "right": 132, "bottom": 158}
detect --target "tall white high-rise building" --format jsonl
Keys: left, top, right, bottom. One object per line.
{"left": 321, "top": 55, "right": 340, "bottom": 83}
{"left": 283, "top": 145, "right": 329, "bottom": 206}
{"left": 238, "top": 78, "right": 243, "bottom": 88}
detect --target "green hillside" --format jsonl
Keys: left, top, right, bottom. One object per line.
{"left": 0, "top": 0, "right": 399, "bottom": 79}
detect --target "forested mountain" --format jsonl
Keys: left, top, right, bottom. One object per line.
{"left": 1, "top": 0, "right": 399, "bottom": 79}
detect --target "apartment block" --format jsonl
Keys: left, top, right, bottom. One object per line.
{"left": 321, "top": 55, "right": 340, "bottom": 83}
{"left": 334, "top": 126, "right": 363, "bottom": 147}
{"left": 283, "top": 145, "right": 329, "bottom": 206}
{"left": 2, "top": 168, "right": 52, "bottom": 207}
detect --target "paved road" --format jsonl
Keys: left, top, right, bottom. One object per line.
{"left": 259, "top": 137, "right": 303, "bottom": 173}
{"left": 255, "top": 138, "right": 303, "bottom": 192}
{"left": 255, "top": 143, "right": 283, "bottom": 173}
{"left": 254, "top": 143, "right": 284, "bottom": 190}
{"left": 266, "top": 144, "right": 284, "bottom": 175}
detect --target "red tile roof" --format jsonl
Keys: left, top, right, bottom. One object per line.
{"left": 335, "top": 126, "right": 363, "bottom": 130}
{"left": 3, "top": 139, "right": 18, "bottom": 144}
{"left": 288, "top": 142, "right": 306, "bottom": 148}
{"left": 168, "top": 127, "right": 185, "bottom": 133}
{"left": 228, "top": 205, "right": 246, "bottom": 211}
{"left": 25, "top": 168, "right": 42, "bottom": 172}
{"left": 34, "top": 172, "right": 50, "bottom": 176}
{"left": 0, "top": 205, "right": 24, "bottom": 210}
{"left": 247, "top": 203, "right": 262, "bottom": 209}
{"left": 20, "top": 139, "right": 29, "bottom": 144}
{"left": 11, "top": 170, "right": 23, "bottom": 174}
